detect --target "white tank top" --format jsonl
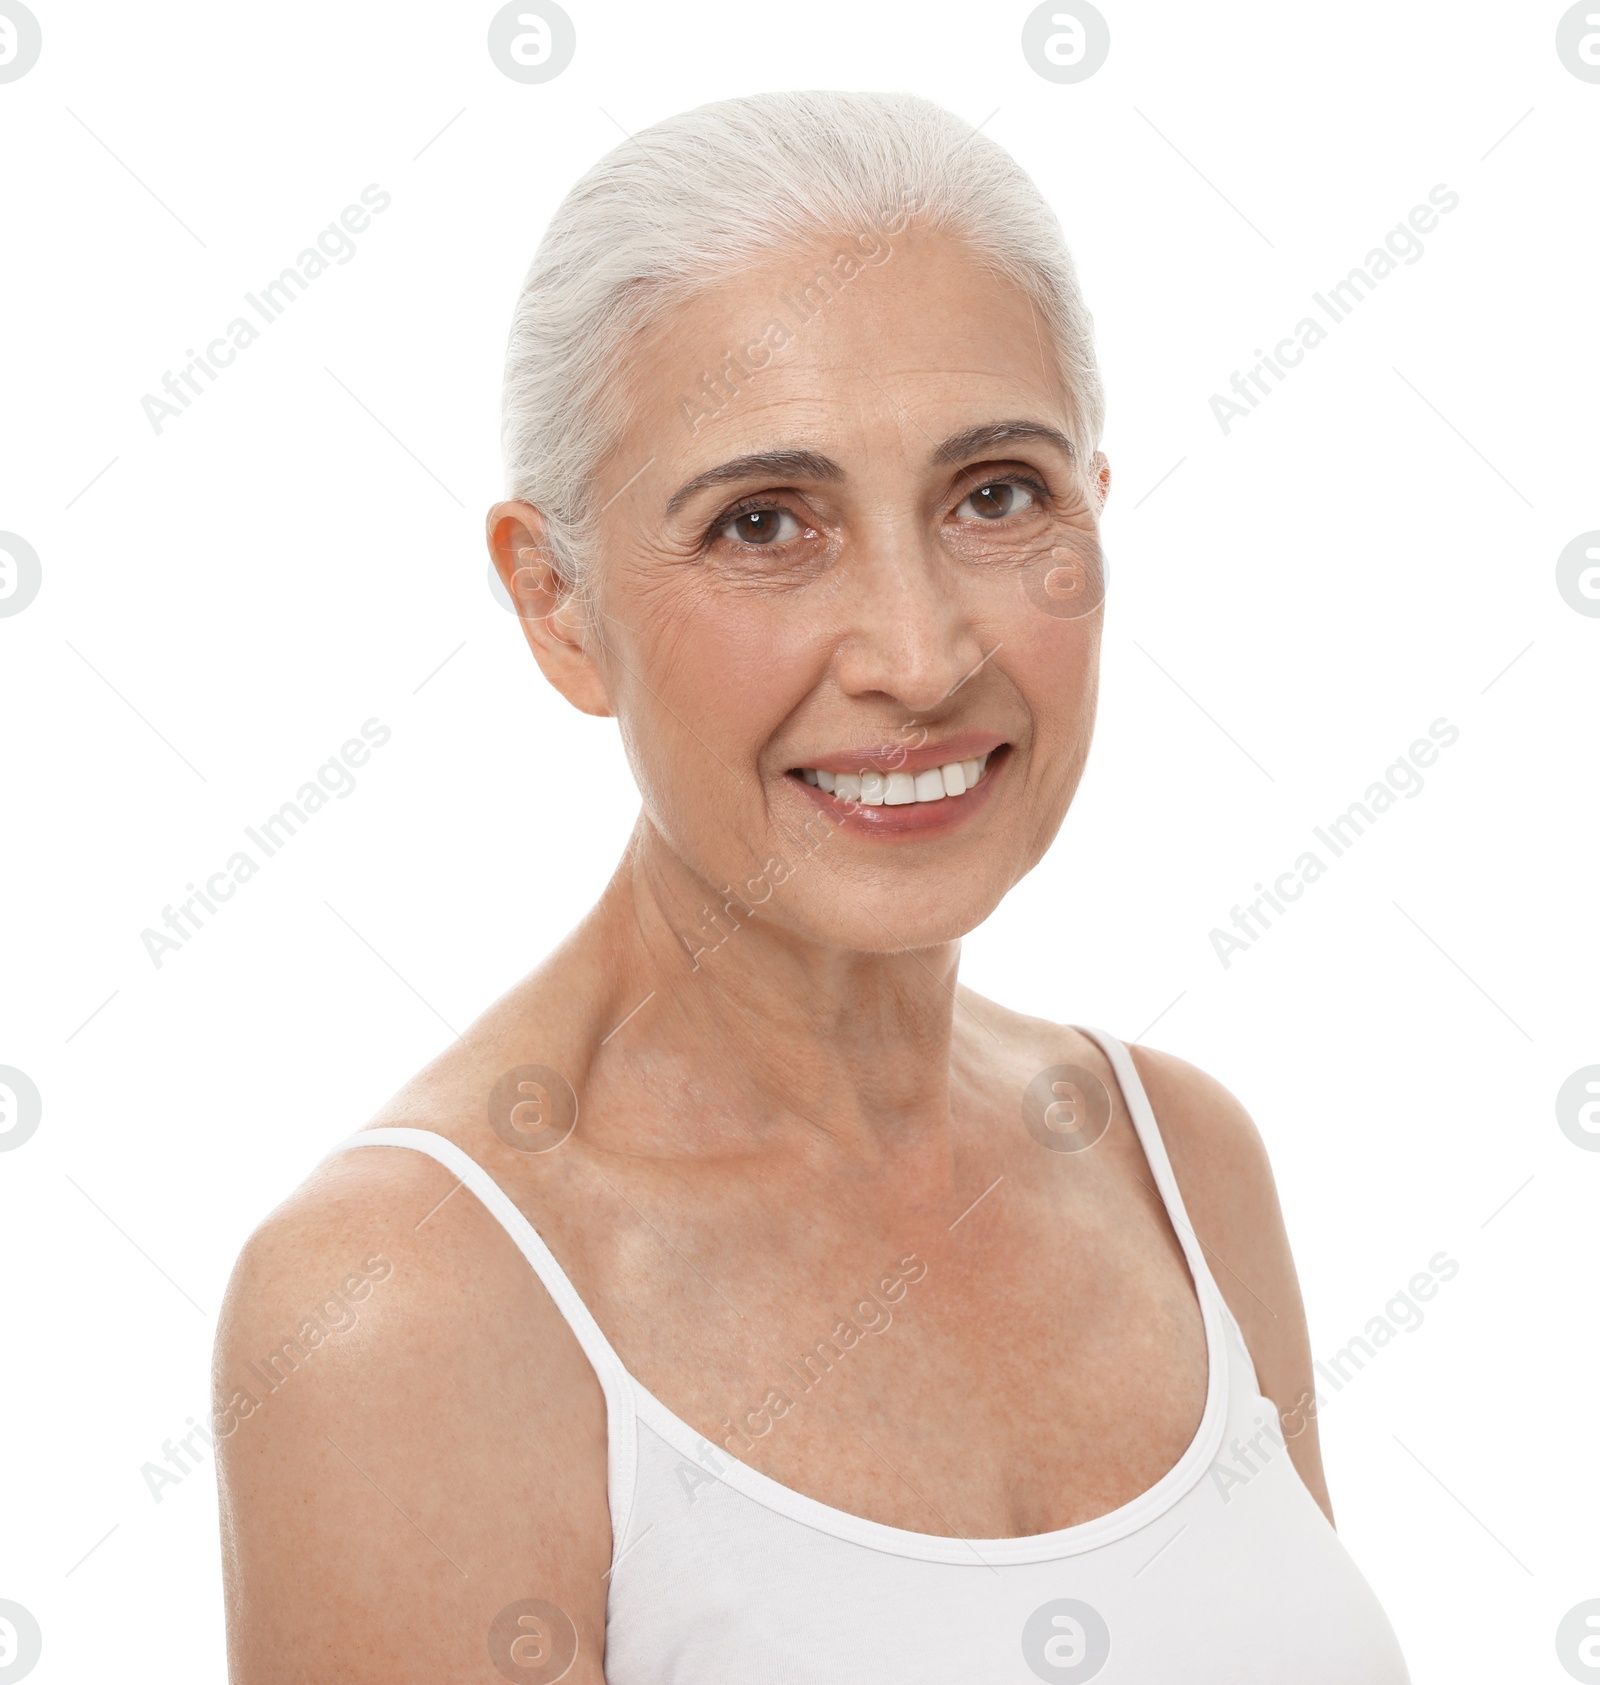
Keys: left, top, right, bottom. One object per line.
{"left": 332, "top": 1026, "right": 1410, "bottom": 1683}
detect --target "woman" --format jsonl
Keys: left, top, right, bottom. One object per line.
{"left": 214, "top": 91, "right": 1410, "bottom": 1682}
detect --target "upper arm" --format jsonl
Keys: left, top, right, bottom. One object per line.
{"left": 1126, "top": 1043, "right": 1334, "bottom": 1525}
{"left": 213, "top": 1146, "right": 612, "bottom": 1682}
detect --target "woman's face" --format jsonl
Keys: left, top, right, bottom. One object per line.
{"left": 504, "top": 226, "right": 1108, "bottom": 952}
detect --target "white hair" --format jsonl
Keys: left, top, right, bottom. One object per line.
{"left": 501, "top": 89, "right": 1104, "bottom": 598}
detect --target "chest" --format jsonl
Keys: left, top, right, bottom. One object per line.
{"left": 549, "top": 1150, "right": 1212, "bottom": 1539}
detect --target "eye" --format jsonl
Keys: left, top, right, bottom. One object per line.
{"left": 715, "top": 505, "right": 802, "bottom": 546}
{"left": 955, "top": 480, "right": 1037, "bottom": 521}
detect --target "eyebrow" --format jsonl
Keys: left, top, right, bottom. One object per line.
{"left": 660, "top": 419, "right": 1077, "bottom": 518}
{"left": 931, "top": 419, "right": 1077, "bottom": 466}
{"left": 663, "top": 449, "right": 841, "bottom": 517}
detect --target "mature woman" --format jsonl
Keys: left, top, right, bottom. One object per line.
{"left": 215, "top": 91, "right": 1410, "bottom": 1682}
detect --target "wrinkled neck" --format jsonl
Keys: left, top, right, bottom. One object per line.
{"left": 579, "top": 814, "right": 971, "bottom": 1161}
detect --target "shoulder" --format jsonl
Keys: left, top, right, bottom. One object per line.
{"left": 220, "top": 1143, "right": 521, "bottom": 1377}
{"left": 965, "top": 992, "right": 1277, "bottom": 1225}
{"left": 960, "top": 998, "right": 1283, "bottom": 1262}
{"left": 213, "top": 1141, "right": 611, "bottom": 1682}
{"left": 1116, "top": 1038, "right": 1293, "bottom": 1339}
{"left": 1122, "top": 1041, "right": 1278, "bottom": 1217}
{"left": 215, "top": 1138, "right": 606, "bottom": 1442}
{"left": 960, "top": 991, "right": 1271, "bottom": 1182}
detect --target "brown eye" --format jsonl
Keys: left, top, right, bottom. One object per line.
{"left": 957, "top": 482, "right": 1035, "bottom": 520}
{"left": 719, "top": 507, "right": 800, "bottom": 545}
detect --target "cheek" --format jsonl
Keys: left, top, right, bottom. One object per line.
{"left": 1008, "top": 603, "right": 1101, "bottom": 723}
{"left": 607, "top": 555, "right": 813, "bottom": 729}
{"left": 608, "top": 587, "right": 816, "bottom": 839}
{"left": 1010, "top": 613, "right": 1101, "bottom": 817}
{"left": 683, "top": 598, "right": 818, "bottom": 721}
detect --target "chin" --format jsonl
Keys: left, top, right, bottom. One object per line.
{"left": 791, "top": 879, "right": 1006, "bottom": 954}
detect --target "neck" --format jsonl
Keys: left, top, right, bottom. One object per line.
{"left": 575, "top": 816, "right": 969, "bottom": 1159}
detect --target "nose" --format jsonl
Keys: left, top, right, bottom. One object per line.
{"left": 830, "top": 516, "right": 990, "bottom": 716}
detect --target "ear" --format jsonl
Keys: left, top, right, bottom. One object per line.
{"left": 485, "top": 501, "right": 613, "bottom": 718}
{"left": 1090, "top": 451, "right": 1111, "bottom": 511}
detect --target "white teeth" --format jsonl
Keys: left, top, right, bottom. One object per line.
{"left": 797, "top": 751, "right": 998, "bottom": 805}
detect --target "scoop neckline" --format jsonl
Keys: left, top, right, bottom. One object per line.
{"left": 627, "top": 1294, "right": 1226, "bottom": 1565}
{"left": 338, "top": 1025, "right": 1232, "bottom": 1567}
{"left": 614, "top": 1024, "right": 1231, "bottom": 1566}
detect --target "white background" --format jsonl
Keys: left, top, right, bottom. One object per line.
{"left": 1, "top": 2, "right": 1596, "bottom": 1680}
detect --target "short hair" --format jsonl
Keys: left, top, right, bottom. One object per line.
{"left": 501, "top": 89, "right": 1104, "bottom": 597}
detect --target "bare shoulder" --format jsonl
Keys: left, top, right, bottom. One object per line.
{"left": 1117, "top": 1041, "right": 1295, "bottom": 1345}
{"left": 213, "top": 1143, "right": 611, "bottom": 1683}
{"left": 962, "top": 991, "right": 1282, "bottom": 1266}
{"left": 958, "top": 996, "right": 1279, "bottom": 1257}
{"left": 1122, "top": 1041, "right": 1278, "bottom": 1227}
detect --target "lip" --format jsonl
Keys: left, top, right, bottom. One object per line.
{"left": 788, "top": 729, "right": 1008, "bottom": 779}
{"left": 786, "top": 742, "right": 1011, "bottom": 839}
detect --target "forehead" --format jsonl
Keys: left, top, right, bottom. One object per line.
{"left": 609, "top": 228, "right": 1073, "bottom": 489}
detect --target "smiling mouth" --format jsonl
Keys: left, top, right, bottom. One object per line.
{"left": 787, "top": 747, "right": 1002, "bottom": 807}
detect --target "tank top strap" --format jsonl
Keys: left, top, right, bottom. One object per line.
{"left": 1071, "top": 1026, "right": 1228, "bottom": 1315}
{"left": 325, "top": 1127, "right": 639, "bottom": 1545}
